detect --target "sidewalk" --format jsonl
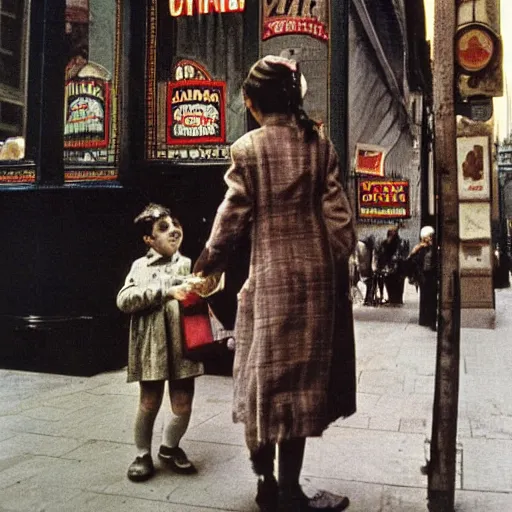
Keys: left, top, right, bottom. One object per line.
{"left": 0, "top": 283, "right": 511, "bottom": 511}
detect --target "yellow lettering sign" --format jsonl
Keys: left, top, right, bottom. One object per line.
{"left": 169, "top": 0, "right": 244, "bottom": 16}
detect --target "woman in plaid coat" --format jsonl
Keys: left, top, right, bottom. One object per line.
{"left": 194, "top": 56, "right": 356, "bottom": 512}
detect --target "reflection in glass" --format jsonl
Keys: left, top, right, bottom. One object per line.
{"left": 63, "top": 0, "right": 119, "bottom": 177}
{"left": 0, "top": 0, "right": 27, "bottom": 145}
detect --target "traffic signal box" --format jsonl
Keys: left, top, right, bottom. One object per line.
{"left": 455, "top": 0, "right": 503, "bottom": 112}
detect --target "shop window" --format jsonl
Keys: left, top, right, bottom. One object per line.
{"left": 0, "top": 0, "right": 28, "bottom": 163}
{"left": 63, "top": 0, "right": 121, "bottom": 182}
{"left": 146, "top": 0, "right": 247, "bottom": 162}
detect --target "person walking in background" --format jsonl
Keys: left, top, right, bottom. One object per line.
{"left": 355, "top": 235, "right": 376, "bottom": 305}
{"left": 375, "top": 226, "right": 409, "bottom": 305}
{"left": 194, "top": 55, "right": 356, "bottom": 512}
{"left": 117, "top": 204, "right": 203, "bottom": 482}
{"left": 407, "top": 225, "right": 437, "bottom": 330}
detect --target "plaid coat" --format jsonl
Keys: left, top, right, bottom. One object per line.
{"left": 195, "top": 115, "right": 357, "bottom": 450}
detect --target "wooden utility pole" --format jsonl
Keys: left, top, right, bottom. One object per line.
{"left": 427, "top": 1, "right": 461, "bottom": 511}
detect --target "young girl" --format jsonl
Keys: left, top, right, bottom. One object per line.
{"left": 194, "top": 56, "right": 356, "bottom": 512}
{"left": 117, "top": 203, "right": 203, "bottom": 482}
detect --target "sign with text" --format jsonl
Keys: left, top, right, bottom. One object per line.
{"left": 358, "top": 180, "right": 410, "bottom": 219}
{"left": 64, "top": 77, "right": 110, "bottom": 149}
{"left": 167, "top": 81, "right": 226, "bottom": 145}
{"left": 355, "top": 143, "right": 386, "bottom": 176}
{"left": 169, "top": 0, "right": 245, "bottom": 16}
{"left": 457, "top": 135, "right": 491, "bottom": 200}
{"left": 262, "top": 0, "right": 329, "bottom": 42}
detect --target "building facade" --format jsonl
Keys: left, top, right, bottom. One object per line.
{"left": 0, "top": 1, "right": 430, "bottom": 375}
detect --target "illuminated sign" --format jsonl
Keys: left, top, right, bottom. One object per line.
{"left": 167, "top": 81, "right": 226, "bottom": 145}
{"left": 262, "top": 0, "right": 329, "bottom": 42}
{"left": 0, "top": 168, "right": 35, "bottom": 184}
{"left": 64, "top": 77, "right": 110, "bottom": 149}
{"left": 358, "top": 180, "right": 410, "bottom": 219}
{"left": 169, "top": 0, "right": 245, "bottom": 16}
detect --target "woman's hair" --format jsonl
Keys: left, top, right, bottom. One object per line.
{"left": 243, "top": 55, "right": 319, "bottom": 142}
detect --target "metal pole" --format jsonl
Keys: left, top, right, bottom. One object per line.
{"left": 427, "top": 1, "right": 461, "bottom": 510}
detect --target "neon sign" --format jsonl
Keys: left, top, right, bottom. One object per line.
{"left": 358, "top": 180, "right": 410, "bottom": 219}
{"left": 169, "top": 0, "right": 245, "bottom": 16}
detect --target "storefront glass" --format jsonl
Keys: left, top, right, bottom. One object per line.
{"left": 0, "top": 0, "right": 28, "bottom": 162}
{"left": 146, "top": 0, "right": 247, "bottom": 162}
{"left": 63, "top": 0, "right": 121, "bottom": 182}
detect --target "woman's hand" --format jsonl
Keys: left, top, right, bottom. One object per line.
{"left": 186, "top": 273, "right": 223, "bottom": 297}
{"left": 166, "top": 283, "right": 191, "bottom": 301}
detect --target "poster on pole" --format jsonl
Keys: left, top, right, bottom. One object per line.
{"left": 457, "top": 135, "right": 491, "bottom": 200}
{"left": 459, "top": 241, "right": 492, "bottom": 271}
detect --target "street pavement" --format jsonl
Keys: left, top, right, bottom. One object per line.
{"left": 0, "top": 282, "right": 511, "bottom": 511}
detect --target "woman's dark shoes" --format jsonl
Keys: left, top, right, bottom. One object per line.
{"left": 278, "top": 486, "right": 350, "bottom": 511}
{"left": 277, "top": 485, "right": 310, "bottom": 512}
{"left": 255, "top": 476, "right": 279, "bottom": 511}
{"left": 158, "top": 445, "right": 197, "bottom": 474}
{"left": 127, "top": 453, "right": 154, "bottom": 482}
{"left": 308, "top": 490, "right": 350, "bottom": 511}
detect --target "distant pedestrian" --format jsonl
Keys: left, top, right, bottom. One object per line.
{"left": 407, "top": 225, "right": 437, "bottom": 330}
{"left": 194, "top": 55, "right": 355, "bottom": 512}
{"left": 117, "top": 203, "right": 203, "bottom": 482}
{"left": 375, "top": 226, "right": 409, "bottom": 305}
{"left": 355, "top": 235, "right": 376, "bottom": 305}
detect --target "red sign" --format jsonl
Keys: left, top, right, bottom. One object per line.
{"left": 355, "top": 144, "right": 385, "bottom": 176}
{"left": 167, "top": 81, "right": 226, "bottom": 145}
{"left": 358, "top": 180, "right": 410, "bottom": 219}
{"left": 262, "top": 0, "right": 329, "bottom": 42}
{"left": 263, "top": 16, "right": 328, "bottom": 41}
{"left": 456, "top": 26, "right": 494, "bottom": 73}
{"left": 169, "top": 0, "right": 245, "bottom": 16}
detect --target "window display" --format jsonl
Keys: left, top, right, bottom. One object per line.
{"left": 146, "top": 0, "right": 246, "bottom": 162}
{"left": 63, "top": 0, "right": 120, "bottom": 181}
{"left": 0, "top": 0, "right": 28, "bottom": 156}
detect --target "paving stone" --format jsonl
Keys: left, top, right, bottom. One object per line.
{"left": 0, "top": 432, "right": 84, "bottom": 458}
{"left": 455, "top": 488, "right": 512, "bottom": 511}
{"left": 400, "top": 418, "right": 428, "bottom": 434}
{"left": 304, "top": 428, "right": 427, "bottom": 488}
{"left": 368, "top": 414, "right": 401, "bottom": 431}
{"left": 332, "top": 413, "right": 370, "bottom": 429}
{"left": 462, "top": 438, "right": 512, "bottom": 492}
{"left": 358, "top": 370, "right": 405, "bottom": 393}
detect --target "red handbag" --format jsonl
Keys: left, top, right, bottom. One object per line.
{"left": 180, "top": 293, "right": 215, "bottom": 361}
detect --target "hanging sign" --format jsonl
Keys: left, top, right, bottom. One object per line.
{"left": 169, "top": 0, "right": 245, "bottom": 16}
{"left": 358, "top": 180, "right": 410, "bottom": 219}
{"left": 262, "top": 0, "right": 329, "bottom": 42}
{"left": 167, "top": 80, "right": 226, "bottom": 145}
{"left": 355, "top": 143, "right": 386, "bottom": 176}
{"left": 64, "top": 77, "right": 110, "bottom": 149}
